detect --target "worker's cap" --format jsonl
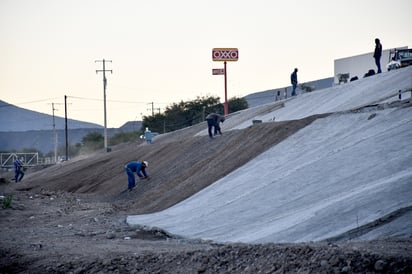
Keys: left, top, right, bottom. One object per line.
{"left": 143, "top": 161, "right": 149, "bottom": 167}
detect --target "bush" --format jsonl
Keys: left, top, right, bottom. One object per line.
{"left": 2, "top": 195, "right": 13, "bottom": 209}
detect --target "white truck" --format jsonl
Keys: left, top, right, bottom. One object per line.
{"left": 386, "top": 48, "right": 412, "bottom": 71}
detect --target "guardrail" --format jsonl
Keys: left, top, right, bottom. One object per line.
{"left": 0, "top": 153, "right": 39, "bottom": 168}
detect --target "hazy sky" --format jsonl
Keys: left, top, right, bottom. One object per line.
{"left": 1, "top": 0, "right": 411, "bottom": 128}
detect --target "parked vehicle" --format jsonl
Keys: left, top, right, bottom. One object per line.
{"left": 387, "top": 48, "right": 412, "bottom": 71}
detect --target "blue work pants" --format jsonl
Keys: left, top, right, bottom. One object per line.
{"left": 125, "top": 167, "right": 136, "bottom": 189}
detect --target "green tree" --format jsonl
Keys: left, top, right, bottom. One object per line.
{"left": 147, "top": 96, "right": 221, "bottom": 132}
{"left": 57, "top": 143, "right": 81, "bottom": 159}
{"left": 228, "top": 96, "right": 248, "bottom": 113}
{"left": 142, "top": 95, "right": 248, "bottom": 133}
{"left": 109, "top": 131, "right": 141, "bottom": 146}
{"left": 81, "top": 132, "right": 104, "bottom": 152}
{"left": 143, "top": 113, "right": 167, "bottom": 134}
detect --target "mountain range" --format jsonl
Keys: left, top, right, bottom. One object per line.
{"left": 0, "top": 100, "right": 102, "bottom": 132}
{"left": 0, "top": 100, "right": 142, "bottom": 153}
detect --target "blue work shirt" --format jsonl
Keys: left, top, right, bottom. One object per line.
{"left": 125, "top": 161, "right": 147, "bottom": 178}
{"left": 14, "top": 159, "right": 23, "bottom": 171}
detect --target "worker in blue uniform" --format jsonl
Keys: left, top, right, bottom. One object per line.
{"left": 206, "top": 113, "right": 225, "bottom": 138}
{"left": 14, "top": 157, "right": 25, "bottom": 182}
{"left": 124, "top": 160, "right": 149, "bottom": 190}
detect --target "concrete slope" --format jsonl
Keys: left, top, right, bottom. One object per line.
{"left": 128, "top": 106, "right": 412, "bottom": 243}
{"left": 128, "top": 68, "right": 412, "bottom": 243}
{"left": 236, "top": 66, "right": 411, "bottom": 131}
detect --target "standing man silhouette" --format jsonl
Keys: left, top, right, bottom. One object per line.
{"left": 373, "top": 38, "right": 382, "bottom": 73}
{"left": 290, "top": 68, "right": 298, "bottom": 96}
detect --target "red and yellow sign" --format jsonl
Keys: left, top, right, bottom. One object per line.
{"left": 212, "top": 48, "right": 239, "bottom": 62}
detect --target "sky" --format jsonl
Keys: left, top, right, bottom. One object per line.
{"left": 1, "top": 0, "right": 411, "bottom": 128}
{"left": 127, "top": 67, "right": 412, "bottom": 243}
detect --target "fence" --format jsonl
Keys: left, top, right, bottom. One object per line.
{"left": 0, "top": 153, "right": 39, "bottom": 169}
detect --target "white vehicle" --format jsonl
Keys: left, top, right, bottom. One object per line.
{"left": 387, "top": 48, "right": 412, "bottom": 71}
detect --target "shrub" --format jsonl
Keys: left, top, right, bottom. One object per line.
{"left": 2, "top": 195, "right": 13, "bottom": 209}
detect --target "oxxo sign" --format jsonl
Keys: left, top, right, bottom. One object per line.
{"left": 212, "top": 48, "right": 239, "bottom": 62}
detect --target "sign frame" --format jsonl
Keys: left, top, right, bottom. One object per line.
{"left": 212, "top": 48, "right": 239, "bottom": 62}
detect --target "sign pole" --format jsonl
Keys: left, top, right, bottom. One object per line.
{"left": 224, "top": 61, "right": 228, "bottom": 115}
{"left": 212, "top": 48, "right": 238, "bottom": 116}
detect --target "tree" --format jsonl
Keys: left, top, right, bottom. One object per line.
{"left": 56, "top": 143, "right": 81, "bottom": 159}
{"left": 142, "top": 95, "right": 248, "bottom": 134}
{"left": 143, "top": 113, "right": 167, "bottom": 134}
{"left": 143, "top": 96, "right": 222, "bottom": 133}
{"left": 81, "top": 132, "right": 104, "bottom": 152}
{"left": 228, "top": 97, "right": 248, "bottom": 113}
{"left": 109, "top": 131, "right": 141, "bottom": 146}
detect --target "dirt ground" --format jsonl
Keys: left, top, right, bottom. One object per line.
{"left": 1, "top": 114, "right": 412, "bottom": 273}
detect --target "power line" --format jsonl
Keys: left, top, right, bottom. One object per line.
{"left": 1, "top": 95, "right": 174, "bottom": 110}
{"left": 0, "top": 98, "right": 62, "bottom": 108}
{"left": 67, "top": 95, "right": 148, "bottom": 104}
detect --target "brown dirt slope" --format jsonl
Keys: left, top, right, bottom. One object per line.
{"left": 19, "top": 113, "right": 328, "bottom": 214}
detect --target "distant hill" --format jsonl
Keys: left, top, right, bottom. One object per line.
{"left": 118, "top": 121, "right": 143, "bottom": 132}
{"left": 0, "top": 100, "right": 143, "bottom": 153}
{"left": 0, "top": 100, "right": 103, "bottom": 132}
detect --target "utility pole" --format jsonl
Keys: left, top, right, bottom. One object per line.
{"left": 147, "top": 102, "right": 160, "bottom": 116}
{"left": 50, "top": 103, "right": 58, "bottom": 163}
{"left": 48, "top": 102, "right": 65, "bottom": 163}
{"left": 148, "top": 102, "right": 154, "bottom": 116}
{"left": 64, "top": 95, "right": 68, "bottom": 161}
{"left": 95, "top": 59, "right": 112, "bottom": 151}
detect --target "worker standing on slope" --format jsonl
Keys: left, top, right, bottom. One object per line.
{"left": 290, "top": 68, "right": 298, "bottom": 96}
{"left": 13, "top": 157, "right": 25, "bottom": 182}
{"left": 124, "top": 161, "right": 149, "bottom": 191}
{"left": 206, "top": 113, "right": 225, "bottom": 138}
{"left": 373, "top": 38, "right": 382, "bottom": 73}
{"left": 144, "top": 127, "right": 153, "bottom": 144}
